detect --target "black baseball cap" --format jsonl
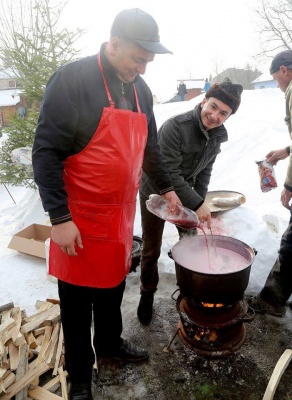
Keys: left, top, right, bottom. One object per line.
{"left": 270, "top": 50, "right": 292, "bottom": 74}
{"left": 110, "top": 8, "right": 172, "bottom": 54}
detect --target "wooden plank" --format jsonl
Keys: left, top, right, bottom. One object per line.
{"left": 28, "top": 385, "right": 63, "bottom": 400}
{"left": 0, "top": 318, "right": 16, "bottom": 337}
{"left": 25, "top": 332, "right": 37, "bottom": 350}
{"left": 0, "top": 372, "right": 16, "bottom": 393}
{"left": 33, "top": 327, "right": 46, "bottom": 337}
{"left": 0, "top": 361, "right": 50, "bottom": 400}
{"left": 43, "top": 323, "right": 60, "bottom": 367}
{"left": 58, "top": 366, "right": 68, "bottom": 400}
{"left": 29, "top": 326, "right": 52, "bottom": 388}
{"left": 46, "top": 299, "right": 60, "bottom": 305}
{"left": 0, "top": 367, "right": 9, "bottom": 380}
{"left": 7, "top": 341, "right": 19, "bottom": 371}
{"left": 42, "top": 371, "right": 68, "bottom": 391}
{"left": 0, "top": 303, "right": 14, "bottom": 315}
{"left": 22, "top": 302, "right": 54, "bottom": 324}
{"left": 21, "top": 305, "right": 59, "bottom": 334}
{"left": 13, "top": 332, "right": 26, "bottom": 347}
{"left": 15, "top": 343, "right": 28, "bottom": 400}
{"left": 52, "top": 326, "right": 63, "bottom": 376}
{"left": 262, "top": 348, "right": 292, "bottom": 400}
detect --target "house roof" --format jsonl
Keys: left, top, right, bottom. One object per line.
{"left": 251, "top": 72, "right": 275, "bottom": 84}
{"left": 0, "top": 89, "right": 20, "bottom": 106}
{"left": 178, "top": 79, "right": 205, "bottom": 89}
{"left": 0, "top": 69, "right": 17, "bottom": 79}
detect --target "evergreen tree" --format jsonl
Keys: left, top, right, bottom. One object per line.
{"left": 0, "top": 0, "right": 85, "bottom": 187}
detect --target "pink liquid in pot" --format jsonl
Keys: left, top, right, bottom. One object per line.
{"left": 172, "top": 238, "right": 250, "bottom": 275}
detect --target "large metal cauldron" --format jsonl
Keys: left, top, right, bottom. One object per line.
{"left": 171, "top": 235, "right": 256, "bottom": 305}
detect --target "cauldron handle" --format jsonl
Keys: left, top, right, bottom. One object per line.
{"left": 242, "top": 306, "right": 255, "bottom": 323}
{"left": 171, "top": 288, "right": 180, "bottom": 302}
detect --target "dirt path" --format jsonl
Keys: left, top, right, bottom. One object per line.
{"left": 90, "top": 272, "right": 292, "bottom": 400}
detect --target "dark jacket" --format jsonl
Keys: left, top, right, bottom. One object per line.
{"left": 140, "top": 103, "right": 228, "bottom": 210}
{"left": 32, "top": 44, "right": 173, "bottom": 223}
{"left": 177, "top": 83, "right": 187, "bottom": 96}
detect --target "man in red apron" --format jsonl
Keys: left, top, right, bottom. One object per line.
{"left": 32, "top": 8, "right": 180, "bottom": 400}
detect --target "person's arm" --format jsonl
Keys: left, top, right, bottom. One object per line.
{"left": 157, "top": 119, "right": 204, "bottom": 210}
{"left": 266, "top": 147, "right": 290, "bottom": 165}
{"left": 32, "top": 65, "right": 80, "bottom": 224}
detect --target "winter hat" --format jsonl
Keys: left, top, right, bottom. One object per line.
{"left": 110, "top": 8, "right": 172, "bottom": 54}
{"left": 205, "top": 78, "right": 243, "bottom": 114}
{"left": 270, "top": 50, "right": 292, "bottom": 74}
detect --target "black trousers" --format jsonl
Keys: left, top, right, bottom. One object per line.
{"left": 260, "top": 208, "right": 292, "bottom": 306}
{"left": 139, "top": 192, "right": 197, "bottom": 294}
{"left": 58, "top": 279, "right": 126, "bottom": 384}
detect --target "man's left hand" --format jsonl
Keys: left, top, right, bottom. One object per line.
{"left": 281, "top": 188, "right": 292, "bottom": 210}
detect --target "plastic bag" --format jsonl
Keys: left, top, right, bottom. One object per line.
{"left": 255, "top": 159, "right": 277, "bottom": 192}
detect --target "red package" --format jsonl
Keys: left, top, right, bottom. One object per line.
{"left": 256, "top": 159, "right": 277, "bottom": 192}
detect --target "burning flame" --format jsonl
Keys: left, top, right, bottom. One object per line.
{"left": 201, "top": 302, "right": 224, "bottom": 308}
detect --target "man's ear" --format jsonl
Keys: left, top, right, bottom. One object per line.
{"left": 108, "top": 37, "right": 120, "bottom": 56}
{"left": 201, "top": 97, "right": 207, "bottom": 108}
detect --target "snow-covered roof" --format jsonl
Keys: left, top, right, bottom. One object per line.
{"left": 0, "top": 69, "right": 17, "bottom": 79}
{"left": 251, "top": 72, "right": 275, "bottom": 84}
{"left": 0, "top": 89, "right": 20, "bottom": 106}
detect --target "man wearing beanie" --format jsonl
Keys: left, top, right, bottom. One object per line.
{"left": 138, "top": 78, "right": 243, "bottom": 325}
{"left": 248, "top": 50, "right": 292, "bottom": 317}
{"left": 32, "top": 8, "right": 181, "bottom": 400}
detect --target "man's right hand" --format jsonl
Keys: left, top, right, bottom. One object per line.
{"left": 266, "top": 148, "right": 289, "bottom": 165}
{"left": 51, "top": 221, "right": 83, "bottom": 256}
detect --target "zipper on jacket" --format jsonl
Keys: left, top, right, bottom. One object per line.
{"left": 121, "top": 83, "right": 129, "bottom": 109}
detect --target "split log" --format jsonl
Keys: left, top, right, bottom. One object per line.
{"left": 15, "top": 343, "right": 28, "bottom": 400}
{"left": 58, "top": 366, "right": 68, "bottom": 400}
{"left": 21, "top": 305, "right": 60, "bottom": 334}
{"left": 42, "top": 371, "right": 68, "bottom": 391}
{"left": 0, "top": 304, "right": 14, "bottom": 315}
{"left": 0, "top": 300, "right": 64, "bottom": 400}
{"left": 0, "top": 361, "right": 50, "bottom": 400}
{"left": 28, "top": 386, "right": 63, "bottom": 400}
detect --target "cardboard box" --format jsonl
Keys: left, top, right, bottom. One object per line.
{"left": 8, "top": 224, "right": 52, "bottom": 259}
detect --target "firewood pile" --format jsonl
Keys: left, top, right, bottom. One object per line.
{"left": 0, "top": 300, "right": 68, "bottom": 399}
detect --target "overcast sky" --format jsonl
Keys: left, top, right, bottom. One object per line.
{"left": 61, "top": 0, "right": 265, "bottom": 99}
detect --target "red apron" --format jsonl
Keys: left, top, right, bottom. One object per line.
{"left": 49, "top": 54, "right": 148, "bottom": 288}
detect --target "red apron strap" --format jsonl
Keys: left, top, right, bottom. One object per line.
{"left": 97, "top": 53, "right": 115, "bottom": 108}
{"left": 97, "top": 53, "right": 142, "bottom": 113}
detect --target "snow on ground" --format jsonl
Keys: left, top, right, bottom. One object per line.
{"left": 0, "top": 88, "right": 292, "bottom": 320}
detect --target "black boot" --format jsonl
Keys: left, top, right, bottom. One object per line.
{"left": 69, "top": 382, "right": 93, "bottom": 400}
{"left": 137, "top": 292, "right": 154, "bottom": 325}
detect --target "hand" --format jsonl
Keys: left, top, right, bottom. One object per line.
{"left": 51, "top": 221, "right": 83, "bottom": 256}
{"left": 281, "top": 188, "right": 292, "bottom": 210}
{"left": 266, "top": 148, "right": 289, "bottom": 165}
{"left": 162, "top": 191, "right": 182, "bottom": 211}
{"left": 195, "top": 203, "right": 211, "bottom": 229}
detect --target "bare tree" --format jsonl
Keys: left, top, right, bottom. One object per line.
{"left": 255, "top": 0, "right": 292, "bottom": 59}
{"left": 0, "top": 0, "right": 85, "bottom": 101}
